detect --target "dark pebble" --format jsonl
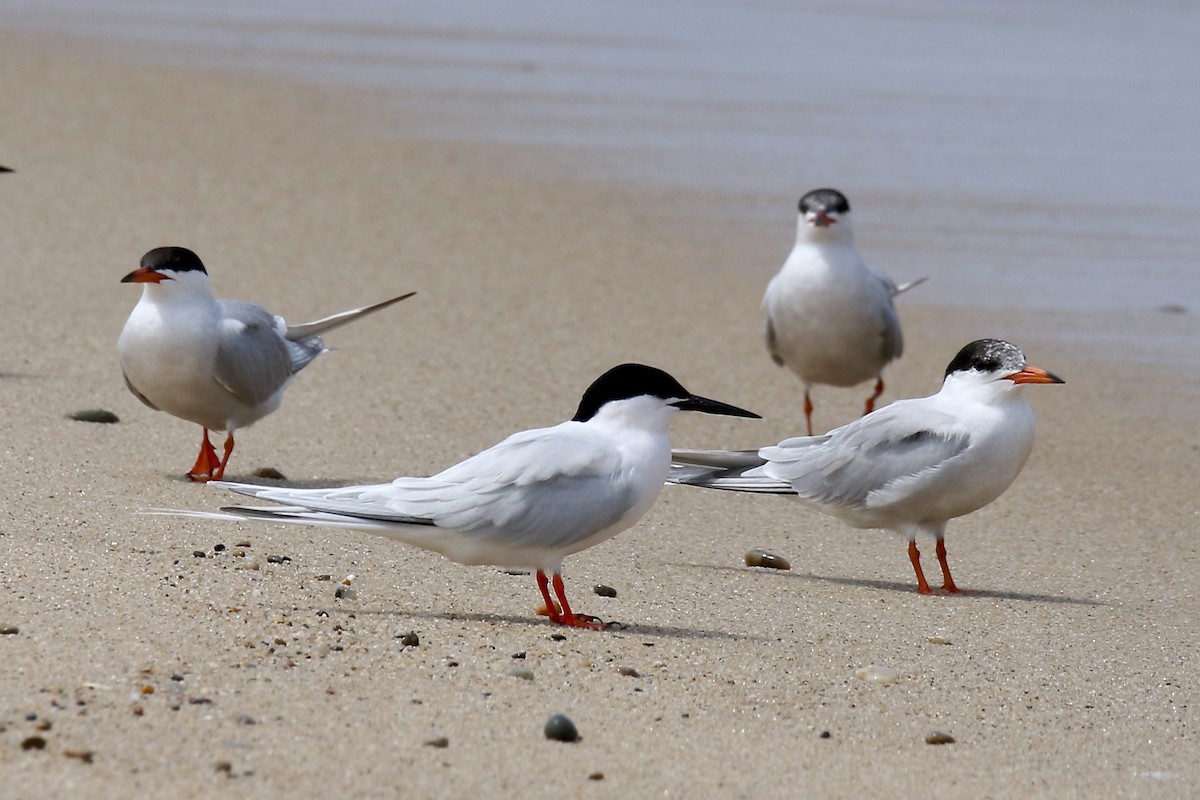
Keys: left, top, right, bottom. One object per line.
{"left": 0, "top": 625, "right": 19, "bottom": 635}
{"left": 188, "top": 697, "right": 213, "bottom": 705}
{"left": 424, "top": 736, "right": 449, "bottom": 748}
{"left": 192, "top": 551, "right": 206, "bottom": 558}
{"left": 21, "top": 736, "right": 47, "bottom": 750}
{"left": 334, "top": 586, "right": 357, "bottom": 600}
{"left": 593, "top": 584, "right": 617, "bottom": 598}
{"left": 543, "top": 714, "right": 580, "bottom": 743}
{"left": 64, "top": 749, "right": 95, "bottom": 764}
{"left": 550, "top": 633, "right": 567, "bottom": 642}
{"left": 588, "top": 772, "right": 604, "bottom": 781}
{"left": 819, "top": 730, "right": 831, "bottom": 739}
{"left": 213, "top": 544, "right": 226, "bottom": 552}
{"left": 397, "top": 632, "right": 420, "bottom": 647}
{"left": 266, "top": 554, "right": 291, "bottom": 564}
{"left": 68, "top": 409, "right": 119, "bottom": 424}
{"left": 617, "top": 666, "right": 639, "bottom": 677}
{"left": 925, "top": 731, "right": 955, "bottom": 745}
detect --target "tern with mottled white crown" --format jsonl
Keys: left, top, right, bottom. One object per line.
{"left": 171, "top": 364, "right": 759, "bottom": 629}
{"left": 671, "top": 340, "right": 1063, "bottom": 593}
{"left": 118, "top": 246, "right": 415, "bottom": 481}
{"left": 764, "top": 188, "right": 924, "bottom": 435}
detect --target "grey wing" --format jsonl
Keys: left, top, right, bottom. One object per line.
{"left": 123, "top": 371, "right": 159, "bottom": 410}
{"left": 866, "top": 267, "right": 905, "bottom": 362}
{"left": 762, "top": 405, "right": 970, "bottom": 509}
{"left": 213, "top": 301, "right": 297, "bottom": 406}
{"left": 217, "top": 426, "right": 637, "bottom": 551}
{"left": 878, "top": 292, "right": 903, "bottom": 362}
{"left": 764, "top": 314, "right": 785, "bottom": 366}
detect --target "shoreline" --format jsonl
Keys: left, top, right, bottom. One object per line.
{"left": 0, "top": 27, "right": 1196, "bottom": 799}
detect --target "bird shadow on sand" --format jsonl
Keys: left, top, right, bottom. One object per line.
{"left": 679, "top": 562, "right": 1105, "bottom": 607}
{"left": 349, "top": 606, "right": 771, "bottom": 643}
{"left": 170, "top": 473, "right": 378, "bottom": 488}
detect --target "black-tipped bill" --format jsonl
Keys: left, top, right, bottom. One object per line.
{"left": 672, "top": 394, "right": 761, "bottom": 418}
{"left": 1007, "top": 366, "right": 1065, "bottom": 385}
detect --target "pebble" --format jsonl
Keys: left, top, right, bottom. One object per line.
{"left": 926, "top": 636, "right": 952, "bottom": 645}
{"left": 819, "top": 731, "right": 832, "bottom": 739}
{"left": 64, "top": 749, "right": 95, "bottom": 764}
{"left": 507, "top": 665, "right": 535, "bottom": 681}
{"left": 925, "top": 730, "right": 955, "bottom": 745}
{"left": 334, "top": 586, "right": 357, "bottom": 600}
{"left": 424, "top": 735, "right": 450, "bottom": 748}
{"left": 855, "top": 665, "right": 900, "bottom": 684}
{"left": 192, "top": 551, "right": 206, "bottom": 559}
{"left": 593, "top": 584, "right": 617, "bottom": 597}
{"left": 266, "top": 554, "right": 291, "bottom": 564}
{"left": 617, "top": 666, "right": 639, "bottom": 678}
{"left": 396, "top": 631, "right": 420, "bottom": 647}
{"left": 21, "top": 736, "right": 47, "bottom": 750}
{"left": 0, "top": 625, "right": 19, "bottom": 635}
{"left": 744, "top": 548, "right": 791, "bottom": 570}
{"left": 67, "top": 409, "right": 119, "bottom": 424}
{"left": 543, "top": 714, "right": 580, "bottom": 743}
{"left": 588, "top": 772, "right": 604, "bottom": 781}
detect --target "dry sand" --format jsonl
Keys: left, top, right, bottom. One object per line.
{"left": 1, "top": 28, "right": 1197, "bottom": 799}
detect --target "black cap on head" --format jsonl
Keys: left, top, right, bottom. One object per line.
{"left": 799, "top": 188, "right": 850, "bottom": 215}
{"left": 572, "top": 364, "right": 759, "bottom": 422}
{"left": 943, "top": 339, "right": 1027, "bottom": 378}
{"left": 141, "top": 246, "right": 207, "bottom": 275}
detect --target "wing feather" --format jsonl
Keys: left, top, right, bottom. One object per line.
{"left": 213, "top": 422, "right": 638, "bottom": 552}
{"left": 213, "top": 301, "right": 295, "bottom": 406}
{"left": 761, "top": 404, "right": 969, "bottom": 510}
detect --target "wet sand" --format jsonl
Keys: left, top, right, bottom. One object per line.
{"left": 0, "top": 28, "right": 1197, "bottom": 799}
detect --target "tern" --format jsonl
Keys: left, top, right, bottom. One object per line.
{"left": 118, "top": 246, "right": 415, "bottom": 482}
{"left": 764, "top": 188, "right": 924, "bottom": 435}
{"left": 180, "top": 364, "right": 759, "bottom": 629}
{"left": 670, "top": 339, "right": 1063, "bottom": 594}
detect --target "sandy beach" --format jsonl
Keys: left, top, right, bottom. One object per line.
{"left": 1, "top": 27, "right": 1197, "bottom": 799}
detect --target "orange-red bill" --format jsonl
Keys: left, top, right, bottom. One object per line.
{"left": 121, "top": 267, "right": 169, "bottom": 284}
{"left": 1007, "top": 366, "right": 1065, "bottom": 385}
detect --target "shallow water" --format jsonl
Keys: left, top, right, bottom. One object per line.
{"left": 2, "top": 0, "right": 1198, "bottom": 319}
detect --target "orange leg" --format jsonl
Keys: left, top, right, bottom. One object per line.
{"left": 935, "top": 538, "right": 960, "bottom": 593}
{"left": 908, "top": 540, "right": 932, "bottom": 594}
{"left": 186, "top": 429, "right": 221, "bottom": 482}
{"left": 863, "top": 376, "right": 885, "bottom": 416}
{"left": 536, "top": 570, "right": 605, "bottom": 630}
{"left": 803, "top": 389, "right": 815, "bottom": 436}
{"left": 211, "top": 433, "right": 236, "bottom": 481}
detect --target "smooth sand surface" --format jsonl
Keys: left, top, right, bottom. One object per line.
{"left": 1, "top": 29, "right": 1197, "bottom": 799}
